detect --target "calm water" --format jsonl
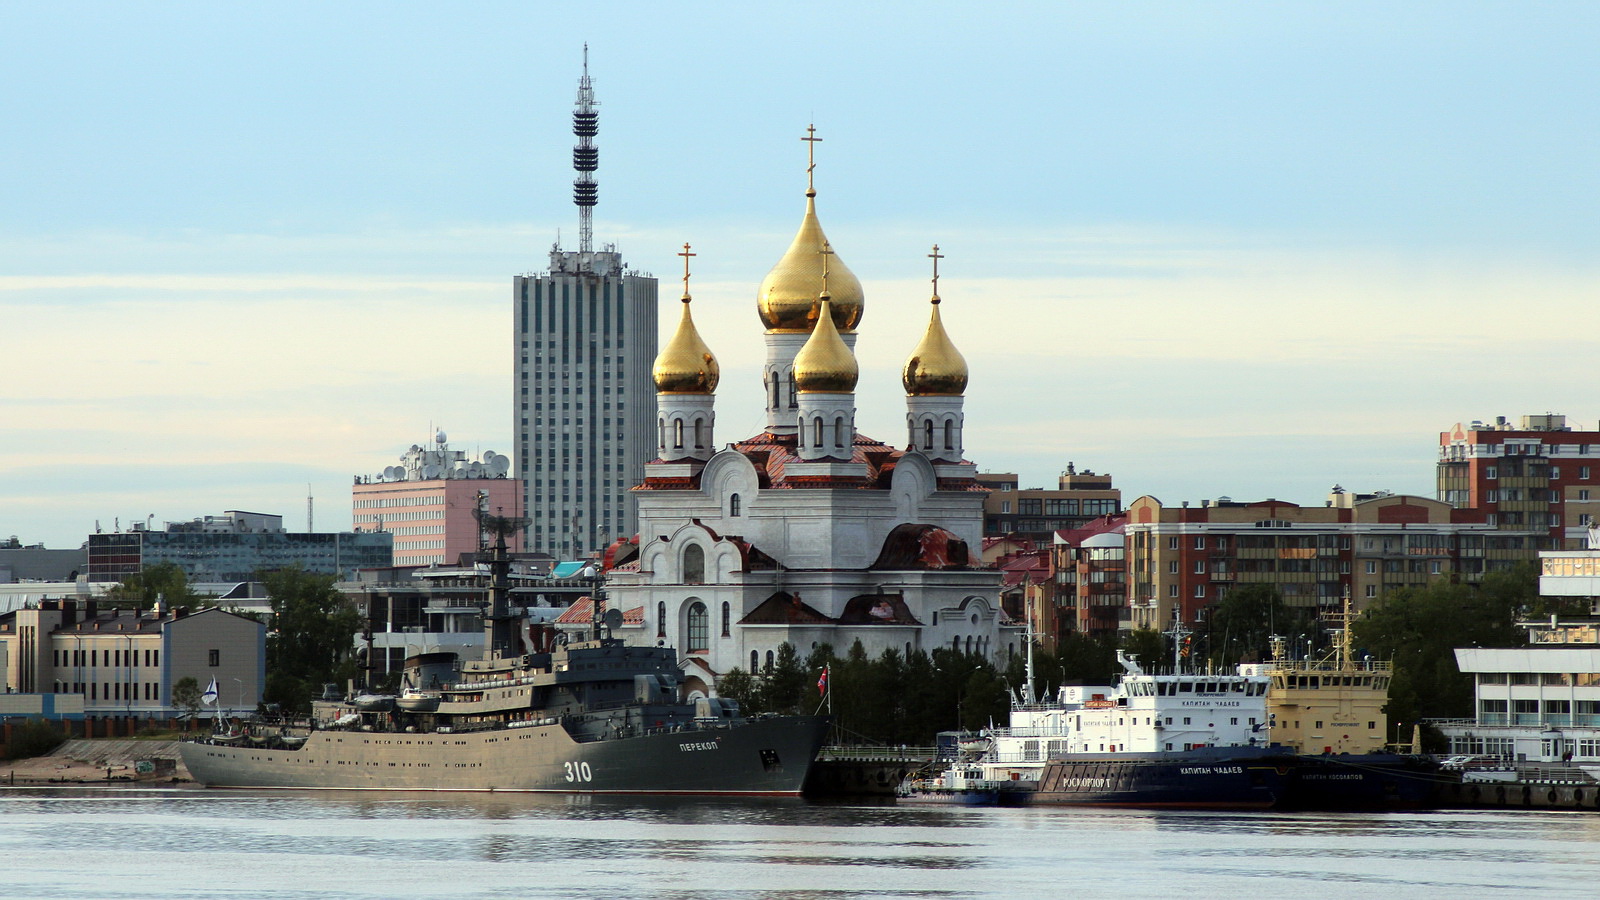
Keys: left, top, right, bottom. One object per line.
{"left": 2, "top": 787, "right": 1598, "bottom": 899}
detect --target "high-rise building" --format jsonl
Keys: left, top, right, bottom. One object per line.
{"left": 1438, "top": 413, "right": 1600, "bottom": 550}
{"left": 977, "top": 464, "right": 1122, "bottom": 543}
{"left": 513, "top": 49, "right": 658, "bottom": 559}
{"left": 350, "top": 431, "right": 524, "bottom": 567}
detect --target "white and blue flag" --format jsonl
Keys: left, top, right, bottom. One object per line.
{"left": 201, "top": 677, "right": 219, "bottom": 706}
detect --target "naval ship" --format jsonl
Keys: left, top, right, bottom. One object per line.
{"left": 180, "top": 516, "right": 829, "bottom": 794}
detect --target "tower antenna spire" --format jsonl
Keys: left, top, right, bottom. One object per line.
{"left": 572, "top": 44, "right": 599, "bottom": 253}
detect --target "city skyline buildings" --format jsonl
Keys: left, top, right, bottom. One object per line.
{"left": 6, "top": 4, "right": 1600, "bottom": 551}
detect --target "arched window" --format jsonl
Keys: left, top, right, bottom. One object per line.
{"left": 908, "top": 419, "right": 916, "bottom": 446}
{"left": 721, "top": 601, "right": 731, "bottom": 637}
{"left": 751, "top": 650, "right": 759, "bottom": 671}
{"left": 656, "top": 601, "right": 666, "bottom": 638}
{"left": 944, "top": 419, "right": 954, "bottom": 450}
{"left": 951, "top": 636, "right": 960, "bottom": 652}
{"left": 786, "top": 372, "right": 797, "bottom": 408}
{"left": 674, "top": 419, "right": 684, "bottom": 449}
{"left": 813, "top": 417, "right": 823, "bottom": 448}
{"left": 694, "top": 419, "right": 704, "bottom": 449}
{"left": 965, "top": 636, "right": 974, "bottom": 655}
{"left": 765, "top": 650, "right": 775, "bottom": 671}
{"left": 683, "top": 544, "right": 705, "bottom": 584}
{"left": 658, "top": 419, "right": 666, "bottom": 452}
{"left": 834, "top": 416, "right": 846, "bottom": 448}
{"left": 924, "top": 420, "right": 934, "bottom": 449}
{"left": 686, "top": 602, "right": 708, "bottom": 652}
{"left": 729, "top": 493, "right": 741, "bottom": 517}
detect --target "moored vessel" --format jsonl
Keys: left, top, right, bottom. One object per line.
{"left": 180, "top": 515, "right": 829, "bottom": 794}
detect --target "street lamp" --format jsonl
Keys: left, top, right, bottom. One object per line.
{"left": 232, "top": 678, "right": 244, "bottom": 718}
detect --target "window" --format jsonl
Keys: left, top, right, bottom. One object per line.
{"left": 1193, "top": 537, "right": 1205, "bottom": 550}
{"left": 683, "top": 544, "right": 705, "bottom": 584}
{"left": 1168, "top": 561, "right": 1178, "bottom": 574}
{"left": 1193, "top": 560, "right": 1205, "bottom": 574}
{"left": 657, "top": 601, "right": 666, "bottom": 638}
{"left": 694, "top": 419, "right": 704, "bottom": 449}
{"left": 1167, "top": 537, "right": 1179, "bottom": 550}
{"left": 208, "top": 649, "right": 220, "bottom": 667}
{"left": 751, "top": 650, "right": 759, "bottom": 671}
{"left": 730, "top": 493, "right": 742, "bottom": 517}
{"left": 1365, "top": 585, "right": 1377, "bottom": 598}
{"left": 1581, "top": 490, "right": 1591, "bottom": 501}
{"left": 721, "top": 601, "right": 731, "bottom": 637}
{"left": 1584, "top": 467, "right": 1593, "bottom": 480}
{"left": 943, "top": 420, "right": 953, "bottom": 450}
{"left": 835, "top": 416, "right": 846, "bottom": 448}
{"left": 924, "top": 420, "right": 933, "bottom": 449}
{"left": 815, "top": 417, "right": 824, "bottom": 447}
{"left": 1487, "top": 466, "right": 1498, "bottom": 480}
{"left": 1169, "top": 584, "right": 1178, "bottom": 597}
{"left": 1194, "top": 585, "right": 1206, "bottom": 598}
{"left": 1365, "top": 560, "right": 1377, "bottom": 575}
{"left": 686, "top": 602, "right": 708, "bottom": 652}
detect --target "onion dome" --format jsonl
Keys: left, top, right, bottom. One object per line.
{"left": 652, "top": 293, "right": 720, "bottom": 394}
{"left": 902, "top": 293, "right": 968, "bottom": 396}
{"left": 793, "top": 294, "right": 859, "bottom": 393}
{"left": 757, "top": 192, "right": 865, "bottom": 334}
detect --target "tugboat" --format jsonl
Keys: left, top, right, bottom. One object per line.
{"left": 180, "top": 512, "right": 830, "bottom": 794}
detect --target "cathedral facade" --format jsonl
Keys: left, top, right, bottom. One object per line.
{"left": 600, "top": 144, "right": 1018, "bottom": 697}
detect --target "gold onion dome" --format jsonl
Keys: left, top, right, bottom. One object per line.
{"left": 902, "top": 295, "right": 968, "bottom": 396}
{"left": 757, "top": 192, "right": 865, "bottom": 333}
{"left": 652, "top": 294, "right": 720, "bottom": 394}
{"left": 793, "top": 294, "right": 859, "bottom": 393}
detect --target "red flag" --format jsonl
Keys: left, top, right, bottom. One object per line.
{"left": 817, "top": 666, "right": 829, "bottom": 696}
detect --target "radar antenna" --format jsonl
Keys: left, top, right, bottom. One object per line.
{"left": 572, "top": 43, "right": 599, "bottom": 253}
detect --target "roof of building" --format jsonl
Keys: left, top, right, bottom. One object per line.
{"left": 553, "top": 598, "right": 645, "bottom": 626}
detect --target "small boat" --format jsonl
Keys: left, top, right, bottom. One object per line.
{"left": 396, "top": 688, "right": 441, "bottom": 713}
{"left": 352, "top": 693, "right": 396, "bottom": 712}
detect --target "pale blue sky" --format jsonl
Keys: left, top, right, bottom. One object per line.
{"left": 4, "top": 2, "right": 1599, "bottom": 549}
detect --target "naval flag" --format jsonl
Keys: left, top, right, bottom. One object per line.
{"left": 201, "top": 677, "right": 219, "bottom": 706}
{"left": 816, "top": 665, "right": 829, "bottom": 697}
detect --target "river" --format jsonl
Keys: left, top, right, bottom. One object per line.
{"left": 2, "top": 787, "right": 1596, "bottom": 898}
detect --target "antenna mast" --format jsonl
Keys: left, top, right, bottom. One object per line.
{"left": 572, "top": 44, "right": 599, "bottom": 253}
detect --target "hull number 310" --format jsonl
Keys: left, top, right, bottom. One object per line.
{"left": 564, "top": 761, "right": 593, "bottom": 783}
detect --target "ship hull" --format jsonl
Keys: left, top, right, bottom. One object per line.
{"left": 1032, "top": 746, "right": 1290, "bottom": 809}
{"left": 180, "top": 716, "right": 830, "bottom": 795}
{"left": 1278, "top": 753, "right": 1442, "bottom": 809}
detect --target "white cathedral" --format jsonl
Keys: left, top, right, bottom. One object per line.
{"left": 597, "top": 146, "right": 1020, "bottom": 697}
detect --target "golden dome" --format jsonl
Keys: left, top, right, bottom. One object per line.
{"left": 902, "top": 294, "right": 968, "bottom": 396}
{"left": 757, "top": 193, "right": 865, "bottom": 333}
{"left": 652, "top": 293, "right": 719, "bottom": 394}
{"left": 793, "top": 295, "right": 859, "bottom": 393}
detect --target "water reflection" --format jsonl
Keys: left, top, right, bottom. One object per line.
{"left": 2, "top": 789, "right": 1598, "bottom": 899}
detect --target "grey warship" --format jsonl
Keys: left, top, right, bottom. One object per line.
{"left": 180, "top": 517, "right": 829, "bottom": 794}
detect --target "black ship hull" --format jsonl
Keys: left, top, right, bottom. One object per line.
{"left": 1032, "top": 746, "right": 1443, "bottom": 810}
{"left": 1033, "top": 746, "right": 1289, "bottom": 809}
{"left": 1278, "top": 753, "right": 1442, "bottom": 809}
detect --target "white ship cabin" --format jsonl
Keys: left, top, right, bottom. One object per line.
{"left": 987, "top": 668, "right": 1271, "bottom": 765}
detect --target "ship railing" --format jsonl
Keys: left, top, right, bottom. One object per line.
{"left": 817, "top": 745, "right": 937, "bottom": 763}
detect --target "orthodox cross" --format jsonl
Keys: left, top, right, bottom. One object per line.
{"left": 678, "top": 242, "right": 696, "bottom": 299}
{"left": 802, "top": 124, "right": 822, "bottom": 193}
{"left": 929, "top": 244, "right": 944, "bottom": 303}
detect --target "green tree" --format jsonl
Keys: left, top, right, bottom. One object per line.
{"left": 262, "top": 566, "right": 361, "bottom": 714}
{"left": 108, "top": 562, "right": 203, "bottom": 610}
{"left": 1120, "top": 628, "right": 1168, "bottom": 671}
{"left": 4, "top": 719, "right": 66, "bottom": 760}
{"left": 1199, "top": 583, "right": 1313, "bottom": 667}
{"left": 716, "top": 667, "right": 758, "bottom": 712}
{"left": 171, "top": 676, "right": 203, "bottom": 728}
{"left": 756, "top": 642, "right": 811, "bottom": 714}
{"left": 1354, "top": 567, "right": 1529, "bottom": 738}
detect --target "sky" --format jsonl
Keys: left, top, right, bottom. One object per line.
{"left": 5, "top": 2, "right": 1600, "bottom": 550}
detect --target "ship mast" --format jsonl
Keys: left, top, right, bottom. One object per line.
{"left": 571, "top": 44, "right": 599, "bottom": 253}
{"left": 475, "top": 505, "right": 529, "bottom": 660}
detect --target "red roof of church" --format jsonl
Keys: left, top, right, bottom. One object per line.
{"left": 554, "top": 598, "right": 646, "bottom": 626}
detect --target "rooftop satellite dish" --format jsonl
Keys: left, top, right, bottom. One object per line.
{"left": 436, "top": 430, "right": 447, "bottom": 444}
{"left": 422, "top": 463, "right": 441, "bottom": 479}
{"left": 482, "top": 450, "right": 498, "bottom": 464}
{"left": 468, "top": 462, "right": 484, "bottom": 478}
{"left": 603, "top": 608, "right": 624, "bottom": 631}
{"left": 383, "top": 466, "right": 399, "bottom": 480}
{"left": 394, "top": 469, "right": 407, "bottom": 481}
{"left": 491, "top": 455, "right": 511, "bottom": 475}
